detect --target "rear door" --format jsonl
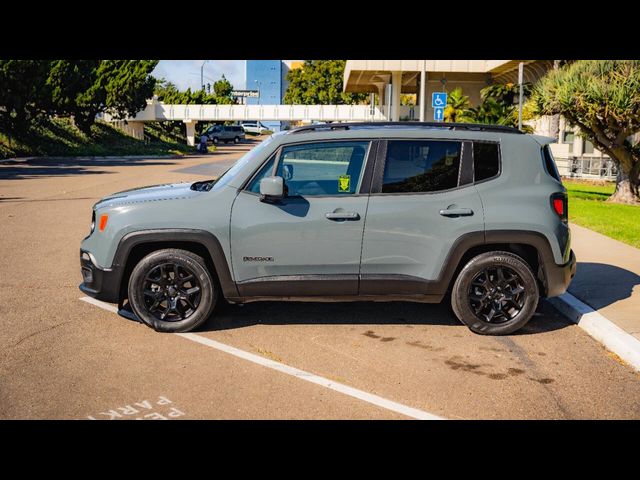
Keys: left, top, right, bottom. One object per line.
{"left": 230, "top": 140, "right": 376, "bottom": 297}
{"left": 359, "top": 139, "right": 484, "bottom": 295}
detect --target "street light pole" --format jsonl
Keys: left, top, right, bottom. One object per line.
{"left": 254, "top": 80, "right": 261, "bottom": 105}
{"left": 201, "top": 60, "right": 208, "bottom": 91}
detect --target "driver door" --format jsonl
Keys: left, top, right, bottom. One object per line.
{"left": 230, "top": 140, "right": 375, "bottom": 297}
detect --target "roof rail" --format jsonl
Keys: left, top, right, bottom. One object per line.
{"left": 288, "top": 121, "right": 524, "bottom": 135}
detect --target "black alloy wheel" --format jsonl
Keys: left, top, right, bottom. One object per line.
{"left": 143, "top": 262, "right": 201, "bottom": 322}
{"left": 468, "top": 265, "right": 525, "bottom": 323}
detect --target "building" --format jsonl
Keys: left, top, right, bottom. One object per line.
{"left": 343, "top": 60, "right": 615, "bottom": 180}
{"left": 245, "top": 60, "right": 290, "bottom": 131}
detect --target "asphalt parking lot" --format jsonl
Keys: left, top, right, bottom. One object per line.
{"left": 1, "top": 141, "right": 639, "bottom": 419}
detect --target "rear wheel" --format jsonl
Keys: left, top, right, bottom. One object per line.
{"left": 128, "top": 249, "right": 217, "bottom": 333}
{"left": 451, "top": 251, "right": 538, "bottom": 335}
{"left": 212, "top": 137, "right": 219, "bottom": 145}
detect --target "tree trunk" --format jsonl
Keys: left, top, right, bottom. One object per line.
{"left": 608, "top": 168, "right": 640, "bottom": 205}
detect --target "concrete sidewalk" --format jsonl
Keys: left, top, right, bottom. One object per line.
{"left": 567, "top": 223, "right": 640, "bottom": 341}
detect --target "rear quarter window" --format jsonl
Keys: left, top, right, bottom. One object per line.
{"left": 473, "top": 142, "right": 500, "bottom": 182}
{"left": 542, "top": 145, "right": 561, "bottom": 181}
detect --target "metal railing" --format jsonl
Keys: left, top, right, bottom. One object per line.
{"left": 567, "top": 155, "right": 617, "bottom": 180}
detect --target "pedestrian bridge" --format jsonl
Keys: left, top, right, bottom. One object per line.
{"left": 107, "top": 99, "right": 419, "bottom": 145}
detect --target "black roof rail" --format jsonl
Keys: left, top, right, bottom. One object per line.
{"left": 288, "top": 121, "right": 524, "bottom": 135}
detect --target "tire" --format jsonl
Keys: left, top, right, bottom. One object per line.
{"left": 212, "top": 137, "right": 219, "bottom": 145}
{"left": 234, "top": 136, "right": 240, "bottom": 144}
{"left": 451, "top": 251, "right": 539, "bottom": 335}
{"left": 128, "top": 249, "right": 217, "bottom": 333}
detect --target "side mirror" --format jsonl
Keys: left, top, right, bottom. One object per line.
{"left": 259, "top": 176, "right": 285, "bottom": 202}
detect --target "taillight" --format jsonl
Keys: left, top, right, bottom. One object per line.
{"left": 551, "top": 193, "right": 568, "bottom": 224}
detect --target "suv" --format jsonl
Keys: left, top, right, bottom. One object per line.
{"left": 241, "top": 122, "right": 271, "bottom": 135}
{"left": 205, "top": 125, "right": 245, "bottom": 145}
{"left": 80, "top": 122, "right": 576, "bottom": 335}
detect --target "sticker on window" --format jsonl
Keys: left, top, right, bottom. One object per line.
{"left": 338, "top": 175, "right": 351, "bottom": 193}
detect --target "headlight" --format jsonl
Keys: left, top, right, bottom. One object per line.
{"left": 90, "top": 210, "right": 95, "bottom": 234}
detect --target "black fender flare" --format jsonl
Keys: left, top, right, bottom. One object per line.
{"left": 111, "top": 229, "right": 238, "bottom": 300}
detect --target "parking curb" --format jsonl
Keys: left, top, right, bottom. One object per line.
{"left": 548, "top": 293, "right": 640, "bottom": 372}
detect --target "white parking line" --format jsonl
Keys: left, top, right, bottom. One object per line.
{"left": 79, "top": 297, "right": 444, "bottom": 420}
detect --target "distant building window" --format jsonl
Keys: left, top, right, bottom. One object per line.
{"left": 584, "top": 140, "right": 595, "bottom": 154}
{"left": 563, "top": 130, "right": 574, "bottom": 154}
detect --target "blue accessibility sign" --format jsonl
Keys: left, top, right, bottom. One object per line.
{"left": 432, "top": 92, "right": 447, "bottom": 108}
{"left": 434, "top": 107, "right": 444, "bottom": 121}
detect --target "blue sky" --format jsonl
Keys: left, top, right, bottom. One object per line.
{"left": 153, "top": 60, "right": 299, "bottom": 91}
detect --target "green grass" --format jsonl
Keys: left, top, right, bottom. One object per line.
{"left": 0, "top": 117, "right": 193, "bottom": 159}
{"left": 564, "top": 180, "right": 640, "bottom": 248}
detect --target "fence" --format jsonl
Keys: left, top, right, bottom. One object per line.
{"left": 556, "top": 156, "right": 617, "bottom": 181}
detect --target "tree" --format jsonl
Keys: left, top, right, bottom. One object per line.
{"left": 47, "top": 60, "right": 158, "bottom": 133}
{"left": 0, "top": 60, "right": 51, "bottom": 133}
{"left": 283, "top": 60, "right": 368, "bottom": 105}
{"left": 213, "top": 75, "right": 234, "bottom": 104}
{"left": 531, "top": 60, "right": 640, "bottom": 204}
{"left": 444, "top": 88, "right": 470, "bottom": 122}
{"left": 462, "top": 82, "right": 534, "bottom": 132}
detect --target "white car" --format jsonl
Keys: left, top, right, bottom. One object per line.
{"left": 241, "top": 122, "right": 270, "bottom": 135}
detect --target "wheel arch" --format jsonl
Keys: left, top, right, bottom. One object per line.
{"left": 440, "top": 230, "right": 555, "bottom": 296}
{"left": 112, "top": 229, "right": 238, "bottom": 306}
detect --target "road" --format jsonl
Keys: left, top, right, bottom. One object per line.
{"left": 1, "top": 142, "right": 639, "bottom": 419}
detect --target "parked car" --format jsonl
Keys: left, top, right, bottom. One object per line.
{"left": 80, "top": 122, "right": 576, "bottom": 335}
{"left": 241, "top": 122, "right": 271, "bottom": 135}
{"left": 205, "top": 125, "right": 245, "bottom": 144}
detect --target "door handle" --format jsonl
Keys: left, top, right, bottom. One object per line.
{"left": 325, "top": 211, "right": 360, "bottom": 221}
{"left": 439, "top": 208, "right": 474, "bottom": 217}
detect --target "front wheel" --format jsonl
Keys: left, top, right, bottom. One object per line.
{"left": 234, "top": 136, "right": 240, "bottom": 144}
{"left": 451, "top": 251, "right": 539, "bottom": 335}
{"left": 128, "top": 249, "right": 217, "bottom": 333}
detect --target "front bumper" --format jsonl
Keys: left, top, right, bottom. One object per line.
{"left": 544, "top": 249, "right": 577, "bottom": 298}
{"left": 79, "top": 250, "right": 120, "bottom": 303}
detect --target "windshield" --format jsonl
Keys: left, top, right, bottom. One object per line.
{"left": 210, "top": 134, "right": 278, "bottom": 191}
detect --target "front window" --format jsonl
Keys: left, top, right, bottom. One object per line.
{"left": 276, "top": 141, "right": 370, "bottom": 196}
{"left": 210, "top": 134, "right": 277, "bottom": 191}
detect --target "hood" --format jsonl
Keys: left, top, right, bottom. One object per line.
{"left": 94, "top": 181, "right": 211, "bottom": 209}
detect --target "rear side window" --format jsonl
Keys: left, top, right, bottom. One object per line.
{"left": 542, "top": 145, "right": 561, "bottom": 181}
{"left": 473, "top": 142, "right": 500, "bottom": 182}
{"left": 382, "top": 140, "right": 461, "bottom": 193}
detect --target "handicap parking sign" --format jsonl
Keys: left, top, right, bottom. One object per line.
{"left": 432, "top": 92, "right": 447, "bottom": 108}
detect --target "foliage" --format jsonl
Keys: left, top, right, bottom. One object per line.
{"left": 444, "top": 88, "right": 470, "bottom": 122}
{"left": 46, "top": 60, "right": 158, "bottom": 133}
{"left": 0, "top": 60, "right": 52, "bottom": 133}
{"left": 213, "top": 75, "right": 234, "bottom": 104}
{"left": 283, "top": 60, "right": 368, "bottom": 105}
{"left": 531, "top": 60, "right": 640, "bottom": 204}
{"left": 564, "top": 180, "right": 640, "bottom": 248}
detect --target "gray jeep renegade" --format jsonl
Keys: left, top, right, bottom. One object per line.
{"left": 80, "top": 122, "right": 576, "bottom": 335}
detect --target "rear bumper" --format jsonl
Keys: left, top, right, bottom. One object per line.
{"left": 79, "top": 250, "right": 120, "bottom": 304}
{"left": 544, "top": 249, "right": 577, "bottom": 297}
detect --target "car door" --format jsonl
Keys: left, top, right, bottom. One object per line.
{"left": 230, "top": 140, "right": 376, "bottom": 297}
{"left": 359, "top": 139, "right": 484, "bottom": 296}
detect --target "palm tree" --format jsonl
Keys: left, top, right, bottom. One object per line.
{"left": 444, "top": 88, "right": 470, "bottom": 122}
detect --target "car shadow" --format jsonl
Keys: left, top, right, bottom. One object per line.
{"left": 569, "top": 262, "right": 640, "bottom": 310}
{"left": 197, "top": 298, "right": 570, "bottom": 335}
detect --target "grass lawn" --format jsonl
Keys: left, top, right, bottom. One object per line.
{"left": 0, "top": 117, "right": 193, "bottom": 159}
{"left": 564, "top": 180, "right": 640, "bottom": 249}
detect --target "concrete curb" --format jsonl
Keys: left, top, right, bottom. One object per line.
{"left": 549, "top": 293, "right": 640, "bottom": 372}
